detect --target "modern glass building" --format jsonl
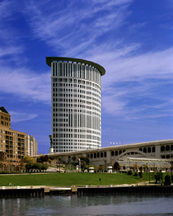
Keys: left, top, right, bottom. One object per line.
{"left": 46, "top": 57, "right": 106, "bottom": 152}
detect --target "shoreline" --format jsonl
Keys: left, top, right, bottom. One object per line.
{"left": 0, "top": 184, "right": 173, "bottom": 198}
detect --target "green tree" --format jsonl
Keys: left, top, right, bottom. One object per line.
{"left": 143, "top": 165, "right": 148, "bottom": 173}
{"left": 37, "top": 163, "right": 43, "bottom": 171}
{"left": 42, "top": 155, "right": 49, "bottom": 162}
{"left": 81, "top": 160, "right": 86, "bottom": 169}
{"left": 37, "top": 155, "right": 49, "bottom": 163}
{"left": 134, "top": 162, "right": 138, "bottom": 172}
{"left": 94, "top": 165, "right": 99, "bottom": 172}
{"left": 139, "top": 166, "right": 143, "bottom": 178}
{"left": 99, "top": 165, "right": 105, "bottom": 172}
{"left": 155, "top": 172, "right": 163, "bottom": 183}
{"left": 72, "top": 155, "right": 76, "bottom": 162}
{"left": 83, "top": 157, "right": 90, "bottom": 165}
{"left": 20, "top": 159, "right": 25, "bottom": 170}
{"left": 25, "top": 163, "right": 32, "bottom": 171}
{"left": 42, "top": 164, "right": 48, "bottom": 170}
{"left": 48, "top": 156, "right": 54, "bottom": 160}
{"left": 47, "top": 158, "right": 52, "bottom": 164}
{"left": 114, "top": 162, "right": 120, "bottom": 171}
{"left": 23, "top": 156, "right": 35, "bottom": 164}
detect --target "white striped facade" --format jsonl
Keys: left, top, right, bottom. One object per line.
{"left": 49, "top": 58, "right": 105, "bottom": 152}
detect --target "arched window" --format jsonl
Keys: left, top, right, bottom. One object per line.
{"left": 104, "top": 152, "right": 107, "bottom": 157}
{"left": 97, "top": 152, "right": 99, "bottom": 158}
{"left": 111, "top": 151, "right": 114, "bottom": 156}
{"left": 115, "top": 151, "right": 118, "bottom": 156}
{"left": 143, "top": 147, "right": 147, "bottom": 153}
{"left": 119, "top": 150, "right": 122, "bottom": 154}
{"left": 166, "top": 145, "right": 170, "bottom": 151}
{"left": 94, "top": 153, "right": 96, "bottom": 158}
{"left": 152, "top": 147, "right": 155, "bottom": 152}
{"left": 148, "top": 147, "right": 151, "bottom": 153}
{"left": 161, "top": 146, "right": 165, "bottom": 152}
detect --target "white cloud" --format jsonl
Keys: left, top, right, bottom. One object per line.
{"left": 97, "top": 46, "right": 173, "bottom": 119}
{"left": 0, "top": 0, "right": 172, "bottom": 123}
{"left": 0, "top": 67, "right": 51, "bottom": 103}
{"left": 128, "top": 22, "right": 146, "bottom": 32}
{"left": 0, "top": 0, "right": 14, "bottom": 20}
{"left": 90, "top": 47, "right": 173, "bottom": 85}
{"left": 23, "top": 0, "right": 132, "bottom": 56}
{"left": 0, "top": 46, "right": 24, "bottom": 57}
{"left": 9, "top": 111, "right": 38, "bottom": 122}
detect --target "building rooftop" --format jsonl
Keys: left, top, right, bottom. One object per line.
{"left": 35, "top": 139, "right": 173, "bottom": 157}
{"left": 0, "top": 106, "right": 9, "bottom": 114}
{"left": 46, "top": 57, "right": 106, "bottom": 76}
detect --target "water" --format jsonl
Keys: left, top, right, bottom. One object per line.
{"left": 0, "top": 195, "right": 173, "bottom": 216}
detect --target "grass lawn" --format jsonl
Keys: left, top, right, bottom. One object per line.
{"left": 0, "top": 172, "right": 157, "bottom": 187}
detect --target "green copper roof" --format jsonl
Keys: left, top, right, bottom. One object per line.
{"left": 46, "top": 57, "right": 106, "bottom": 76}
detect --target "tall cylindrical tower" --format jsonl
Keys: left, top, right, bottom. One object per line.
{"left": 46, "top": 57, "right": 106, "bottom": 152}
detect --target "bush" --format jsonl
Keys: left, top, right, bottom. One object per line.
{"left": 42, "top": 163, "right": 48, "bottom": 170}
{"left": 164, "top": 175, "right": 171, "bottom": 185}
{"left": 127, "top": 170, "right": 132, "bottom": 175}
{"left": 155, "top": 172, "right": 163, "bottom": 184}
{"left": 23, "top": 156, "right": 35, "bottom": 164}
{"left": 139, "top": 172, "right": 143, "bottom": 178}
{"left": 134, "top": 172, "right": 138, "bottom": 176}
{"left": 48, "top": 159, "right": 52, "bottom": 164}
{"left": 94, "top": 165, "right": 99, "bottom": 171}
{"left": 25, "top": 163, "right": 48, "bottom": 171}
{"left": 99, "top": 165, "right": 105, "bottom": 172}
{"left": 25, "top": 163, "right": 32, "bottom": 171}
{"left": 37, "top": 155, "right": 49, "bottom": 163}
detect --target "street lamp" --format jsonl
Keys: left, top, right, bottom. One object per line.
{"left": 99, "top": 178, "right": 101, "bottom": 186}
{"left": 78, "top": 158, "right": 81, "bottom": 172}
{"left": 16, "top": 152, "right": 17, "bottom": 173}
{"left": 3, "top": 152, "right": 4, "bottom": 173}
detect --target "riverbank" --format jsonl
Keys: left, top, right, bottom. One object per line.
{"left": 0, "top": 184, "right": 173, "bottom": 198}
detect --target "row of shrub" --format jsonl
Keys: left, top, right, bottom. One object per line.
{"left": 127, "top": 170, "right": 173, "bottom": 185}
{"left": 84, "top": 165, "right": 105, "bottom": 171}
{"left": 25, "top": 163, "right": 48, "bottom": 171}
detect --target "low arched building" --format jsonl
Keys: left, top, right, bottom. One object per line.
{"left": 36, "top": 139, "right": 173, "bottom": 171}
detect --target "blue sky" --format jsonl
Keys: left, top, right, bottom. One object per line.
{"left": 0, "top": 0, "right": 173, "bottom": 154}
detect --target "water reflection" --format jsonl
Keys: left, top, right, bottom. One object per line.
{"left": 0, "top": 194, "right": 173, "bottom": 216}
